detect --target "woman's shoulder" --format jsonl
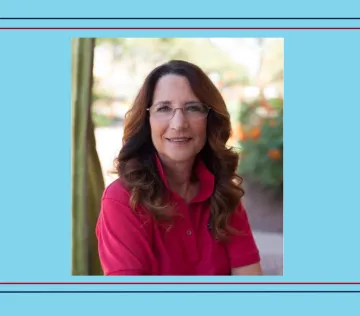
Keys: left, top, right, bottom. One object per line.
{"left": 101, "top": 179, "right": 150, "bottom": 217}
{"left": 100, "top": 179, "right": 153, "bottom": 229}
{"left": 102, "top": 178, "right": 130, "bottom": 202}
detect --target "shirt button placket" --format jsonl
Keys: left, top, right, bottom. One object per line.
{"left": 185, "top": 228, "right": 198, "bottom": 263}
{"left": 185, "top": 206, "right": 199, "bottom": 263}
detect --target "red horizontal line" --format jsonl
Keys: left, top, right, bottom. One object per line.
{"left": 0, "top": 27, "right": 360, "bottom": 30}
{"left": 1, "top": 282, "right": 360, "bottom": 285}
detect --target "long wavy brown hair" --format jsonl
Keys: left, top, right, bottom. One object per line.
{"left": 115, "top": 60, "right": 244, "bottom": 241}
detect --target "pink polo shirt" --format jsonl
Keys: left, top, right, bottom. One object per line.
{"left": 96, "top": 154, "right": 260, "bottom": 275}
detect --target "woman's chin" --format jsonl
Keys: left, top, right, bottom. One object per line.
{"left": 161, "top": 151, "right": 197, "bottom": 164}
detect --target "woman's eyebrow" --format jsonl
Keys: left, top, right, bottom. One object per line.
{"left": 153, "top": 100, "right": 200, "bottom": 107}
{"left": 153, "top": 100, "right": 171, "bottom": 107}
{"left": 184, "top": 100, "right": 201, "bottom": 105}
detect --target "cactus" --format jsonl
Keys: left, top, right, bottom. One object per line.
{"left": 71, "top": 38, "right": 104, "bottom": 275}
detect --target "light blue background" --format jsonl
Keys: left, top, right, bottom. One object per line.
{"left": 1, "top": 0, "right": 360, "bottom": 18}
{"left": 1, "top": 0, "right": 360, "bottom": 314}
{"left": 0, "top": 293, "right": 359, "bottom": 316}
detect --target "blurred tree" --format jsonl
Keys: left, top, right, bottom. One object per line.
{"left": 72, "top": 38, "right": 104, "bottom": 275}
{"left": 262, "top": 39, "right": 284, "bottom": 82}
{"left": 94, "top": 37, "right": 249, "bottom": 86}
{"left": 257, "top": 38, "right": 284, "bottom": 96}
{"left": 91, "top": 37, "right": 250, "bottom": 115}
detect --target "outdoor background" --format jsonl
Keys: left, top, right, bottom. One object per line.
{"left": 72, "top": 37, "right": 284, "bottom": 276}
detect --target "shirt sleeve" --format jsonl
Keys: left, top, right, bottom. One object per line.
{"left": 225, "top": 202, "right": 261, "bottom": 268}
{"left": 96, "top": 197, "right": 156, "bottom": 275}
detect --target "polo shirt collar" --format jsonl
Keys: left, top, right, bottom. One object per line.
{"left": 154, "top": 153, "right": 215, "bottom": 203}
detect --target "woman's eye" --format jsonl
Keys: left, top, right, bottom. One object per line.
{"left": 156, "top": 106, "right": 171, "bottom": 112}
{"left": 186, "top": 105, "right": 203, "bottom": 112}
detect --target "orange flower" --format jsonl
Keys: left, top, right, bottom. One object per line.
{"left": 267, "top": 148, "right": 281, "bottom": 160}
{"left": 233, "top": 123, "right": 245, "bottom": 141}
{"left": 249, "top": 127, "right": 261, "bottom": 139}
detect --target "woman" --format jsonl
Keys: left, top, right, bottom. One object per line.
{"left": 96, "top": 60, "right": 262, "bottom": 275}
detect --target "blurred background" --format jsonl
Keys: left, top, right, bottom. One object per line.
{"left": 72, "top": 38, "right": 283, "bottom": 276}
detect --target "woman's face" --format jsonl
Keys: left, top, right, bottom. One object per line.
{"left": 149, "top": 74, "right": 207, "bottom": 163}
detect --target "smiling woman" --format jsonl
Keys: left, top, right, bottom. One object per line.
{"left": 148, "top": 75, "right": 209, "bottom": 174}
{"left": 95, "top": 60, "right": 262, "bottom": 276}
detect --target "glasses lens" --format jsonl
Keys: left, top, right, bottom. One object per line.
{"left": 150, "top": 103, "right": 209, "bottom": 120}
{"left": 184, "top": 103, "right": 209, "bottom": 119}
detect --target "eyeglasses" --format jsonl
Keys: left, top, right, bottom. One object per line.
{"left": 147, "top": 102, "right": 210, "bottom": 121}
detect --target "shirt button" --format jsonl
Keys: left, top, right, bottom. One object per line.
{"left": 186, "top": 230, "right": 192, "bottom": 235}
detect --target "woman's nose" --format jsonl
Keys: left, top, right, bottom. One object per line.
{"left": 169, "top": 108, "right": 189, "bottom": 130}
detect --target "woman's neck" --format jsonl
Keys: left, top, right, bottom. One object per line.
{"left": 159, "top": 155, "right": 198, "bottom": 201}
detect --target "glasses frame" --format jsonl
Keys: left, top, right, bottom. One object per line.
{"left": 146, "top": 102, "right": 211, "bottom": 121}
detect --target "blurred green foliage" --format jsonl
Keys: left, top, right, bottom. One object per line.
{"left": 236, "top": 98, "right": 283, "bottom": 192}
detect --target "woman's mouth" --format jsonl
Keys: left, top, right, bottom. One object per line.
{"left": 166, "top": 137, "right": 192, "bottom": 144}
